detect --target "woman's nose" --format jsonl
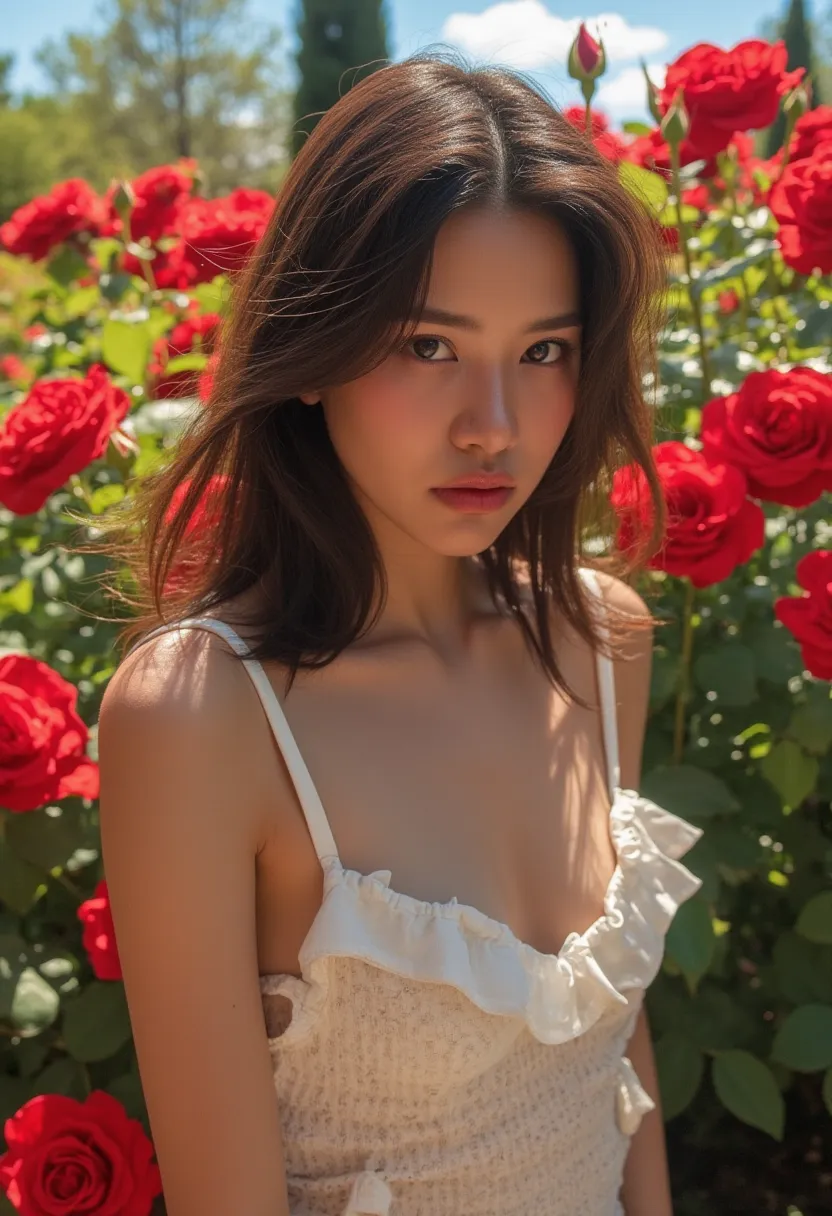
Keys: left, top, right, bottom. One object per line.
{"left": 451, "top": 373, "right": 518, "bottom": 455}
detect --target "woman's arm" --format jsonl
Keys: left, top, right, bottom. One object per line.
{"left": 98, "top": 629, "right": 290, "bottom": 1216}
{"left": 598, "top": 572, "right": 674, "bottom": 1216}
{"left": 621, "top": 1007, "right": 674, "bottom": 1216}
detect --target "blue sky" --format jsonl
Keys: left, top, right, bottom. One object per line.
{"left": 5, "top": 0, "right": 788, "bottom": 124}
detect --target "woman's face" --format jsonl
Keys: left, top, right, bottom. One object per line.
{"left": 301, "top": 205, "right": 582, "bottom": 558}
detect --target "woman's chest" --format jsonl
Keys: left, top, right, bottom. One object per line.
{"left": 254, "top": 622, "right": 618, "bottom": 974}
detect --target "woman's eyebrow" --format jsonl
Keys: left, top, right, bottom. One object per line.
{"left": 412, "top": 306, "right": 582, "bottom": 333}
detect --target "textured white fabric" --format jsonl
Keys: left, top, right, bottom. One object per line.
{"left": 131, "top": 568, "right": 703, "bottom": 1214}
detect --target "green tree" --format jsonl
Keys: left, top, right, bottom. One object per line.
{"left": 33, "top": 0, "right": 292, "bottom": 195}
{"left": 292, "top": 0, "right": 390, "bottom": 157}
{"left": 0, "top": 57, "right": 104, "bottom": 223}
{"left": 764, "top": 0, "right": 826, "bottom": 155}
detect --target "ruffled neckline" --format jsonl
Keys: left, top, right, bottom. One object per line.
{"left": 260, "top": 788, "right": 703, "bottom": 1048}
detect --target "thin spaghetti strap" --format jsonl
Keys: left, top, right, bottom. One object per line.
{"left": 577, "top": 569, "right": 621, "bottom": 797}
{"left": 123, "top": 618, "right": 341, "bottom": 864}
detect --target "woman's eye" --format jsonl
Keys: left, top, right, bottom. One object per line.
{"left": 408, "top": 336, "right": 453, "bottom": 361}
{"left": 524, "top": 340, "right": 570, "bottom": 365}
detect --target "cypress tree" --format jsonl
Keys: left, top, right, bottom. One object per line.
{"left": 764, "top": 0, "right": 824, "bottom": 156}
{"left": 292, "top": 0, "right": 390, "bottom": 157}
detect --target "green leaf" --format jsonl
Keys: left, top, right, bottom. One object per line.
{"left": 0, "top": 932, "right": 28, "bottom": 1020}
{"left": 99, "top": 272, "right": 136, "bottom": 303}
{"left": 655, "top": 1031, "right": 704, "bottom": 1120}
{"left": 11, "top": 967, "right": 61, "bottom": 1036}
{"left": 794, "top": 301, "right": 832, "bottom": 350}
{"left": 63, "top": 286, "right": 100, "bottom": 321}
{"left": 650, "top": 648, "right": 680, "bottom": 710}
{"left": 773, "top": 932, "right": 832, "bottom": 1004}
{"left": 696, "top": 240, "right": 779, "bottom": 288}
{"left": 0, "top": 578, "right": 34, "bottom": 615}
{"left": 622, "top": 120, "right": 653, "bottom": 136}
{"left": 796, "top": 893, "right": 832, "bottom": 945}
{"left": 5, "top": 805, "right": 84, "bottom": 871}
{"left": 665, "top": 896, "right": 716, "bottom": 990}
{"left": 618, "top": 160, "right": 669, "bottom": 213}
{"left": 712, "top": 1050, "right": 785, "bottom": 1140}
{"left": 107, "top": 1070, "right": 147, "bottom": 1123}
{"left": 744, "top": 621, "right": 802, "bottom": 684}
{"left": 164, "top": 353, "right": 208, "bottom": 374}
{"left": 0, "top": 1075, "right": 33, "bottom": 1129}
{"left": 45, "top": 244, "right": 91, "bottom": 287}
{"left": 31, "top": 1056, "right": 89, "bottom": 1100}
{"left": 788, "top": 693, "right": 832, "bottom": 756}
{"left": 62, "top": 981, "right": 133, "bottom": 1062}
{"left": 89, "top": 483, "right": 127, "bottom": 514}
{"left": 641, "top": 765, "right": 740, "bottom": 820}
{"left": 100, "top": 318, "right": 151, "bottom": 386}
{"left": 762, "top": 740, "right": 819, "bottom": 810}
{"left": 771, "top": 1004, "right": 832, "bottom": 1072}
{"left": 14, "top": 1035, "right": 51, "bottom": 1078}
{"left": 0, "top": 844, "right": 49, "bottom": 916}
{"left": 694, "top": 644, "right": 757, "bottom": 707}
{"left": 681, "top": 833, "right": 721, "bottom": 902}
{"left": 823, "top": 1067, "right": 832, "bottom": 1117}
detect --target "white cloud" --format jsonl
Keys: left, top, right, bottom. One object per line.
{"left": 441, "top": 2, "right": 669, "bottom": 71}
{"left": 595, "top": 62, "right": 667, "bottom": 117}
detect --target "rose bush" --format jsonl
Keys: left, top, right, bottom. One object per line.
{"left": 0, "top": 34, "right": 829, "bottom": 1216}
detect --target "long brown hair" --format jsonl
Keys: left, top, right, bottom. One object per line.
{"left": 85, "top": 48, "right": 667, "bottom": 699}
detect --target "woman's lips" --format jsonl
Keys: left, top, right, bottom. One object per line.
{"left": 430, "top": 487, "right": 514, "bottom": 513}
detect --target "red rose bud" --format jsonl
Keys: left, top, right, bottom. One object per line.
{"left": 660, "top": 88, "right": 690, "bottom": 149}
{"left": 568, "top": 23, "right": 606, "bottom": 82}
{"left": 110, "top": 180, "right": 135, "bottom": 225}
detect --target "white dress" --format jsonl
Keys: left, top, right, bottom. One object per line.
{"left": 134, "top": 567, "right": 702, "bottom": 1214}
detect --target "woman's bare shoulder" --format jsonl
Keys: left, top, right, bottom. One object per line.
{"left": 99, "top": 605, "right": 292, "bottom": 849}
{"left": 590, "top": 568, "right": 652, "bottom": 624}
{"left": 96, "top": 619, "right": 292, "bottom": 1214}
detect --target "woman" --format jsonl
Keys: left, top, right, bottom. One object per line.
{"left": 97, "top": 50, "right": 702, "bottom": 1216}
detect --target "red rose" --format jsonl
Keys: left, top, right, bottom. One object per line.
{"left": 0, "top": 655, "right": 98, "bottom": 812}
{"left": 789, "top": 104, "right": 832, "bottom": 163}
{"left": 718, "top": 289, "right": 740, "bottom": 313}
{"left": 562, "top": 106, "right": 631, "bottom": 162}
{"left": 660, "top": 39, "right": 804, "bottom": 158}
{"left": 0, "top": 1091, "right": 161, "bottom": 1216}
{"left": 611, "top": 441, "right": 765, "bottom": 587}
{"left": 77, "top": 880, "right": 122, "bottom": 980}
{"left": 0, "top": 180, "right": 108, "bottom": 263}
{"left": 148, "top": 311, "right": 222, "bottom": 399}
{"left": 769, "top": 141, "right": 832, "bottom": 275}
{"left": 700, "top": 367, "right": 832, "bottom": 508}
{"left": 775, "top": 550, "right": 832, "bottom": 680}
{"left": 146, "top": 188, "right": 275, "bottom": 289}
{"left": 116, "top": 158, "right": 197, "bottom": 244}
{"left": 0, "top": 356, "right": 34, "bottom": 386}
{"left": 624, "top": 126, "right": 708, "bottom": 176}
{"left": 0, "top": 365, "right": 130, "bottom": 515}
